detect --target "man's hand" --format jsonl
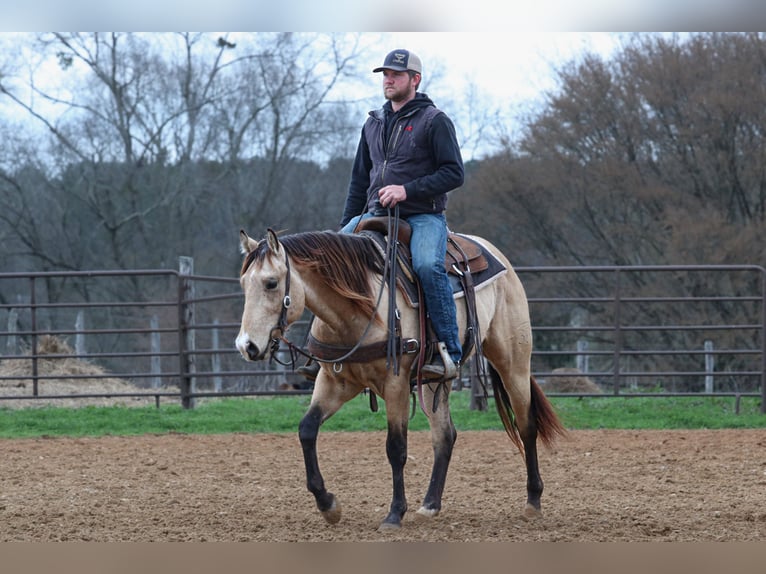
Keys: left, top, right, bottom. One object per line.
{"left": 378, "top": 185, "right": 407, "bottom": 208}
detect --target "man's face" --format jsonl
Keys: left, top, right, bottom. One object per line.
{"left": 382, "top": 69, "right": 417, "bottom": 103}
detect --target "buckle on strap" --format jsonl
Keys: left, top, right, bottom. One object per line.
{"left": 401, "top": 338, "right": 420, "bottom": 354}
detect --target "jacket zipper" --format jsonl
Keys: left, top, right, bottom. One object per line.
{"left": 381, "top": 120, "right": 405, "bottom": 183}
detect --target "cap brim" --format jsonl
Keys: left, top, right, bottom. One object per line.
{"left": 373, "top": 65, "right": 409, "bottom": 73}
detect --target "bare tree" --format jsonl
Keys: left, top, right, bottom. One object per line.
{"left": 455, "top": 33, "right": 766, "bottom": 269}
{"left": 448, "top": 33, "right": 766, "bottom": 387}
{"left": 0, "top": 33, "right": 369, "bottom": 280}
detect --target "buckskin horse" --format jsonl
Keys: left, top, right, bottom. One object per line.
{"left": 236, "top": 226, "right": 565, "bottom": 530}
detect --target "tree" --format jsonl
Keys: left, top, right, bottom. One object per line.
{"left": 450, "top": 33, "right": 766, "bottom": 388}
{"left": 455, "top": 33, "right": 765, "bottom": 269}
{"left": 0, "top": 33, "right": 369, "bottom": 281}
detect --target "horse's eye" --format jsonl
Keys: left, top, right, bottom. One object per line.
{"left": 265, "top": 278, "right": 278, "bottom": 290}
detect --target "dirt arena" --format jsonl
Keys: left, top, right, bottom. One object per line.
{"left": 0, "top": 428, "right": 764, "bottom": 542}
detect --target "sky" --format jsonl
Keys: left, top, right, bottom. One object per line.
{"left": 0, "top": 31, "right": 624, "bottom": 162}
{"left": 0, "top": 31, "right": 623, "bottom": 125}
{"left": 380, "top": 32, "right": 621, "bottom": 104}
{"left": 2, "top": 0, "right": 761, "bottom": 110}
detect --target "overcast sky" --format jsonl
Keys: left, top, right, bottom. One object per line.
{"left": 379, "top": 32, "right": 620, "bottom": 104}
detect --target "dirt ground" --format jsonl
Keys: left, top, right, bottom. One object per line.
{"left": 0, "top": 428, "right": 764, "bottom": 542}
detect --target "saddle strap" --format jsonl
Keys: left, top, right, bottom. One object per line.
{"left": 306, "top": 333, "right": 418, "bottom": 364}
{"left": 447, "top": 237, "right": 488, "bottom": 386}
{"left": 447, "top": 237, "right": 477, "bottom": 359}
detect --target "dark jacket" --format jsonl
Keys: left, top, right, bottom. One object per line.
{"left": 340, "top": 93, "right": 464, "bottom": 227}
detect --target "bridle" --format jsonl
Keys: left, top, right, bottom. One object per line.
{"left": 265, "top": 247, "right": 293, "bottom": 360}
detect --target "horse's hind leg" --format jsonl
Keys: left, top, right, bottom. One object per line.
{"left": 416, "top": 380, "right": 457, "bottom": 519}
{"left": 518, "top": 414, "right": 544, "bottom": 519}
{"left": 518, "top": 376, "right": 565, "bottom": 518}
{"left": 492, "top": 365, "right": 546, "bottom": 519}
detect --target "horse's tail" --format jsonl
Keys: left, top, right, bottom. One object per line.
{"left": 489, "top": 365, "right": 567, "bottom": 454}
{"left": 529, "top": 374, "right": 568, "bottom": 447}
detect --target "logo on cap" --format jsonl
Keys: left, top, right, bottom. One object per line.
{"left": 392, "top": 52, "right": 407, "bottom": 66}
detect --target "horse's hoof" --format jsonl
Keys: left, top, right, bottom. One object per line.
{"left": 415, "top": 506, "right": 440, "bottom": 519}
{"left": 377, "top": 520, "right": 402, "bottom": 531}
{"left": 320, "top": 495, "right": 342, "bottom": 524}
{"left": 522, "top": 503, "right": 542, "bottom": 521}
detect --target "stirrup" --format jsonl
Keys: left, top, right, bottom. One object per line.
{"left": 420, "top": 342, "right": 458, "bottom": 380}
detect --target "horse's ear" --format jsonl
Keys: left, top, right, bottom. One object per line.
{"left": 266, "top": 228, "right": 281, "bottom": 255}
{"left": 239, "top": 230, "right": 258, "bottom": 254}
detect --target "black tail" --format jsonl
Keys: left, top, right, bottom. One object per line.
{"left": 489, "top": 364, "right": 567, "bottom": 454}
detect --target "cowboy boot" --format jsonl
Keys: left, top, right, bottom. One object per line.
{"left": 297, "top": 360, "right": 320, "bottom": 381}
{"left": 421, "top": 342, "right": 458, "bottom": 380}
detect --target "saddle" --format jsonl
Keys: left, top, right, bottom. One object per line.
{"left": 354, "top": 216, "right": 500, "bottom": 382}
{"left": 355, "top": 216, "right": 489, "bottom": 279}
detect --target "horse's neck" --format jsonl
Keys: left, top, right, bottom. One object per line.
{"left": 299, "top": 271, "right": 356, "bottom": 331}
{"left": 299, "top": 269, "right": 383, "bottom": 341}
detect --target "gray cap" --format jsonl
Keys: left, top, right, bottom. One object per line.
{"left": 373, "top": 49, "right": 422, "bottom": 74}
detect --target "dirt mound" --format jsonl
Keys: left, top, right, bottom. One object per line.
{"left": 0, "top": 335, "right": 166, "bottom": 408}
{"left": 543, "top": 367, "right": 603, "bottom": 393}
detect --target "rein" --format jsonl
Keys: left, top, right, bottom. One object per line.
{"left": 385, "top": 205, "right": 402, "bottom": 375}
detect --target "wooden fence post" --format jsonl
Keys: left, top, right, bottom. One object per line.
{"left": 704, "top": 340, "right": 714, "bottom": 393}
{"left": 212, "top": 319, "right": 222, "bottom": 393}
{"left": 75, "top": 311, "right": 85, "bottom": 357}
{"left": 179, "top": 256, "right": 196, "bottom": 409}
{"left": 6, "top": 308, "right": 17, "bottom": 354}
{"left": 151, "top": 315, "right": 162, "bottom": 389}
{"left": 576, "top": 339, "right": 589, "bottom": 374}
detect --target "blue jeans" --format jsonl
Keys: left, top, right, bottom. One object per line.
{"left": 341, "top": 212, "right": 462, "bottom": 363}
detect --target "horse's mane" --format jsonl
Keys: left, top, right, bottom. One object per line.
{"left": 241, "top": 231, "right": 385, "bottom": 318}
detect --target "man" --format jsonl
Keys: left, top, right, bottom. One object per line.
{"left": 301, "top": 48, "right": 464, "bottom": 381}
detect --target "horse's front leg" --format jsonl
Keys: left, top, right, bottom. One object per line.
{"left": 378, "top": 383, "right": 412, "bottom": 530}
{"left": 298, "top": 404, "right": 341, "bottom": 524}
{"left": 416, "top": 380, "right": 457, "bottom": 518}
{"left": 298, "top": 375, "right": 360, "bottom": 525}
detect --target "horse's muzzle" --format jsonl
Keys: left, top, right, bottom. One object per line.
{"left": 236, "top": 334, "right": 265, "bottom": 361}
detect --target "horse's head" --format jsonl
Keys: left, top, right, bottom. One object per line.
{"left": 235, "top": 228, "right": 303, "bottom": 362}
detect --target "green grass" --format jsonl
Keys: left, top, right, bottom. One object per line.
{"left": 552, "top": 394, "right": 765, "bottom": 429}
{"left": 0, "top": 392, "right": 763, "bottom": 439}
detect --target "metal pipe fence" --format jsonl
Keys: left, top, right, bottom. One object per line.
{"left": 0, "top": 263, "right": 763, "bottom": 412}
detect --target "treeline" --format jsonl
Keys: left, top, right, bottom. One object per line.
{"left": 4, "top": 33, "right": 762, "bottom": 277}
{"left": 453, "top": 32, "right": 765, "bottom": 267}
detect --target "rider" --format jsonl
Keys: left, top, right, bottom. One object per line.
{"left": 300, "top": 48, "right": 465, "bottom": 381}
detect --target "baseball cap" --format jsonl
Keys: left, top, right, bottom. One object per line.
{"left": 373, "top": 49, "right": 422, "bottom": 74}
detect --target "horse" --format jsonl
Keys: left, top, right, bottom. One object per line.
{"left": 236, "top": 227, "right": 566, "bottom": 530}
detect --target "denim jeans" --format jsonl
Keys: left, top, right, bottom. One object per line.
{"left": 341, "top": 212, "right": 462, "bottom": 363}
